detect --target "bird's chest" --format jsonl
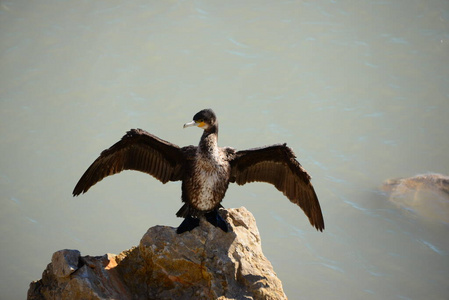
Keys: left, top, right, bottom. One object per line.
{"left": 188, "top": 151, "right": 230, "bottom": 211}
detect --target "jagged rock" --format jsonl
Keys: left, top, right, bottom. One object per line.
{"left": 28, "top": 207, "right": 287, "bottom": 300}
{"left": 51, "top": 249, "right": 80, "bottom": 278}
{"left": 381, "top": 173, "right": 449, "bottom": 223}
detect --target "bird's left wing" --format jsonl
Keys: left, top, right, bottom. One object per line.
{"left": 230, "top": 144, "right": 324, "bottom": 231}
{"left": 73, "top": 129, "right": 185, "bottom": 196}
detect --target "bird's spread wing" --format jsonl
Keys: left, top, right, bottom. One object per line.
{"left": 73, "top": 129, "right": 185, "bottom": 196}
{"left": 230, "top": 144, "right": 324, "bottom": 231}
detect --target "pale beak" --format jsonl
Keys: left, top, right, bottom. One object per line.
{"left": 183, "top": 120, "right": 197, "bottom": 128}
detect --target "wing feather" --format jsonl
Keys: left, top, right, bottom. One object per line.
{"left": 230, "top": 144, "right": 324, "bottom": 231}
{"left": 73, "top": 129, "right": 185, "bottom": 196}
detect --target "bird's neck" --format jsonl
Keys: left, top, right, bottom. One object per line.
{"left": 199, "top": 127, "right": 218, "bottom": 154}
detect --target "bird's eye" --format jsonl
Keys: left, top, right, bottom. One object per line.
{"left": 198, "top": 119, "right": 204, "bottom": 123}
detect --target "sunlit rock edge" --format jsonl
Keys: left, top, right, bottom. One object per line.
{"left": 27, "top": 207, "right": 287, "bottom": 300}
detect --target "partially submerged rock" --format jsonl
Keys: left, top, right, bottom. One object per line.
{"left": 381, "top": 173, "right": 449, "bottom": 223}
{"left": 28, "top": 207, "right": 287, "bottom": 300}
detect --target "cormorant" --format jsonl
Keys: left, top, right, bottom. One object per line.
{"left": 73, "top": 109, "right": 324, "bottom": 233}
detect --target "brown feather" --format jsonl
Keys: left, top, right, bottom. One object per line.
{"left": 230, "top": 144, "right": 324, "bottom": 231}
{"left": 73, "top": 129, "right": 185, "bottom": 196}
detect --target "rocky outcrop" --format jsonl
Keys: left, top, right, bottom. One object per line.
{"left": 381, "top": 173, "right": 449, "bottom": 223}
{"left": 28, "top": 207, "right": 287, "bottom": 300}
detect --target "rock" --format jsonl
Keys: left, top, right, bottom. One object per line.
{"left": 51, "top": 249, "right": 80, "bottom": 278}
{"left": 381, "top": 173, "right": 449, "bottom": 223}
{"left": 28, "top": 207, "right": 287, "bottom": 300}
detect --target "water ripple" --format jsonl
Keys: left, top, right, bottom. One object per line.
{"left": 225, "top": 50, "right": 261, "bottom": 59}
{"left": 418, "top": 239, "right": 446, "bottom": 256}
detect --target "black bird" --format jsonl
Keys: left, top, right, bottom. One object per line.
{"left": 73, "top": 109, "right": 324, "bottom": 233}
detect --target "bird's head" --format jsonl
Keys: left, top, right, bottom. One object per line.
{"left": 183, "top": 109, "right": 217, "bottom": 131}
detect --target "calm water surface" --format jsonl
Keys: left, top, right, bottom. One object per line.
{"left": 1, "top": 1, "right": 448, "bottom": 299}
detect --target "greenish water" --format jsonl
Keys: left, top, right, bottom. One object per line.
{"left": 1, "top": 0, "right": 448, "bottom": 299}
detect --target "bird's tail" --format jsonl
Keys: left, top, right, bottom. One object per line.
{"left": 176, "top": 203, "right": 225, "bottom": 218}
{"left": 176, "top": 203, "right": 190, "bottom": 218}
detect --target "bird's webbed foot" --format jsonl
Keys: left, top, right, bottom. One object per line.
{"left": 176, "top": 216, "right": 200, "bottom": 234}
{"left": 205, "top": 210, "right": 229, "bottom": 232}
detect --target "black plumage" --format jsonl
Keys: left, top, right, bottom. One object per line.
{"left": 73, "top": 109, "right": 324, "bottom": 233}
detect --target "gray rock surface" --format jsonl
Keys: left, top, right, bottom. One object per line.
{"left": 28, "top": 207, "right": 287, "bottom": 300}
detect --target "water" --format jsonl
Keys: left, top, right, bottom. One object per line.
{"left": 1, "top": 0, "right": 448, "bottom": 299}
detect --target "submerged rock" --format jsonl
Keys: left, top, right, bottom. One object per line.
{"left": 381, "top": 173, "right": 449, "bottom": 223}
{"left": 28, "top": 207, "right": 287, "bottom": 300}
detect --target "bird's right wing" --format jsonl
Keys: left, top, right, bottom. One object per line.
{"left": 73, "top": 129, "right": 185, "bottom": 196}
